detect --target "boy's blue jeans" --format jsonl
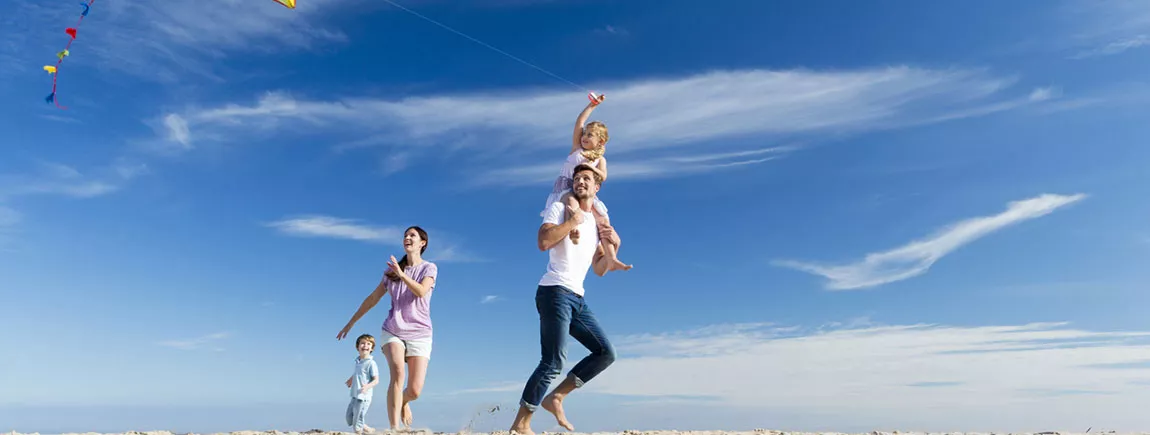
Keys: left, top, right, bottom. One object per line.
{"left": 345, "top": 397, "right": 371, "bottom": 431}
{"left": 519, "top": 285, "right": 616, "bottom": 411}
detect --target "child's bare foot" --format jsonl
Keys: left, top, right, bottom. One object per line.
{"left": 569, "top": 228, "right": 580, "bottom": 244}
{"left": 608, "top": 257, "right": 633, "bottom": 271}
{"left": 401, "top": 402, "right": 413, "bottom": 428}
{"left": 542, "top": 392, "right": 575, "bottom": 431}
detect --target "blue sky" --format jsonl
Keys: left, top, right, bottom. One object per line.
{"left": 2, "top": 0, "right": 1150, "bottom": 432}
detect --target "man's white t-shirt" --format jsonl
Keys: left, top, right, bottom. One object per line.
{"left": 538, "top": 201, "right": 600, "bottom": 297}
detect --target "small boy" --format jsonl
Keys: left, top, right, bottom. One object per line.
{"left": 345, "top": 334, "right": 380, "bottom": 433}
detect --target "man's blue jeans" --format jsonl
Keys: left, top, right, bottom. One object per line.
{"left": 519, "top": 285, "right": 616, "bottom": 411}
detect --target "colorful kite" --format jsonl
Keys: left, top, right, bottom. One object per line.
{"left": 43, "top": 0, "right": 96, "bottom": 109}
{"left": 272, "top": 0, "right": 296, "bottom": 8}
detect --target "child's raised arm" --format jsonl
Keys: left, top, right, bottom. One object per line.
{"left": 571, "top": 94, "right": 605, "bottom": 154}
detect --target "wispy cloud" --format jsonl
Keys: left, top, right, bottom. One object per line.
{"left": 1, "top": 0, "right": 354, "bottom": 82}
{"left": 1074, "top": 35, "right": 1150, "bottom": 58}
{"left": 266, "top": 214, "right": 482, "bottom": 262}
{"left": 158, "top": 67, "right": 1049, "bottom": 152}
{"left": 774, "top": 193, "right": 1087, "bottom": 290}
{"left": 472, "top": 146, "right": 792, "bottom": 187}
{"left": 266, "top": 215, "right": 404, "bottom": 243}
{"left": 0, "top": 158, "right": 148, "bottom": 201}
{"left": 1062, "top": 0, "right": 1150, "bottom": 59}
{"left": 157, "top": 332, "right": 230, "bottom": 351}
{"left": 154, "top": 67, "right": 1060, "bottom": 185}
{"left": 579, "top": 321, "right": 1150, "bottom": 427}
{"left": 481, "top": 295, "right": 500, "bottom": 304}
{"left": 593, "top": 25, "right": 629, "bottom": 37}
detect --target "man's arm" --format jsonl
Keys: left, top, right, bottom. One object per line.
{"left": 538, "top": 203, "right": 583, "bottom": 251}
{"left": 538, "top": 220, "right": 579, "bottom": 251}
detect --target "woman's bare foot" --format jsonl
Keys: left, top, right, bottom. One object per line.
{"left": 509, "top": 425, "right": 536, "bottom": 435}
{"left": 542, "top": 393, "right": 575, "bottom": 431}
{"left": 401, "top": 402, "right": 413, "bottom": 428}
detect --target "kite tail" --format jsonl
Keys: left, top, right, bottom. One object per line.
{"left": 45, "top": 0, "right": 96, "bottom": 110}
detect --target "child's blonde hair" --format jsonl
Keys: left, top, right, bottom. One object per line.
{"left": 355, "top": 334, "right": 376, "bottom": 351}
{"left": 580, "top": 121, "right": 609, "bottom": 162}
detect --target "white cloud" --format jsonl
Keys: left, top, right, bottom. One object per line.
{"left": 481, "top": 295, "right": 500, "bottom": 304}
{"left": 1064, "top": 0, "right": 1150, "bottom": 59}
{"left": 266, "top": 215, "right": 481, "bottom": 262}
{"left": 775, "top": 193, "right": 1087, "bottom": 290}
{"left": 157, "top": 332, "right": 230, "bottom": 351}
{"left": 0, "top": 159, "right": 148, "bottom": 201}
{"left": 164, "top": 114, "right": 192, "bottom": 148}
{"left": 157, "top": 67, "right": 1048, "bottom": 153}
{"left": 1074, "top": 35, "right": 1150, "bottom": 58}
{"left": 155, "top": 67, "right": 1058, "bottom": 185}
{"left": 265, "top": 215, "right": 404, "bottom": 243}
{"left": 1028, "top": 86, "right": 1059, "bottom": 102}
{"left": 577, "top": 320, "right": 1150, "bottom": 428}
{"left": 380, "top": 152, "right": 410, "bottom": 175}
{"left": 472, "top": 146, "right": 792, "bottom": 187}
{"left": 1, "top": 0, "right": 354, "bottom": 82}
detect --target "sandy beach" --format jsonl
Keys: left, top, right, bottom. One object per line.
{"left": 7, "top": 431, "right": 1147, "bottom": 435}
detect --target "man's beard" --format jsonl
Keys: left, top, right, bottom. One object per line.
{"left": 572, "top": 188, "right": 593, "bottom": 200}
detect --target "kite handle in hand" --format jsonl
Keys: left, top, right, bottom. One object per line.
{"left": 588, "top": 92, "right": 605, "bottom": 106}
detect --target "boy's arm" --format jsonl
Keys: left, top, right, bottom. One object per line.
{"left": 362, "top": 362, "right": 381, "bottom": 391}
{"left": 570, "top": 100, "right": 601, "bottom": 154}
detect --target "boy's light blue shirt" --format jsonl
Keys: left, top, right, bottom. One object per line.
{"left": 351, "top": 355, "right": 379, "bottom": 400}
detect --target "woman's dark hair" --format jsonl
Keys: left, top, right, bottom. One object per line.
{"left": 387, "top": 226, "right": 428, "bottom": 281}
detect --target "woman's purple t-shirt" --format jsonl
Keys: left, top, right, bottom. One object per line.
{"left": 382, "top": 261, "right": 438, "bottom": 340}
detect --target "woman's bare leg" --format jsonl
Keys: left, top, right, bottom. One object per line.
{"left": 382, "top": 342, "right": 407, "bottom": 430}
{"left": 401, "top": 356, "right": 429, "bottom": 428}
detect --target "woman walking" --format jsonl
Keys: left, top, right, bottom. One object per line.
{"left": 337, "top": 226, "right": 439, "bottom": 430}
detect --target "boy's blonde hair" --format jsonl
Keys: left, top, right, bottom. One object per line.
{"left": 580, "top": 121, "right": 609, "bottom": 162}
{"left": 355, "top": 334, "right": 376, "bottom": 351}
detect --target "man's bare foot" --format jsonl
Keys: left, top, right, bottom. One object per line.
{"left": 509, "top": 425, "right": 536, "bottom": 435}
{"left": 542, "top": 393, "right": 575, "bottom": 431}
{"left": 569, "top": 228, "right": 580, "bottom": 244}
{"left": 401, "top": 402, "right": 413, "bottom": 428}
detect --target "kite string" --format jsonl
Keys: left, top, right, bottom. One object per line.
{"left": 378, "top": 0, "right": 590, "bottom": 93}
